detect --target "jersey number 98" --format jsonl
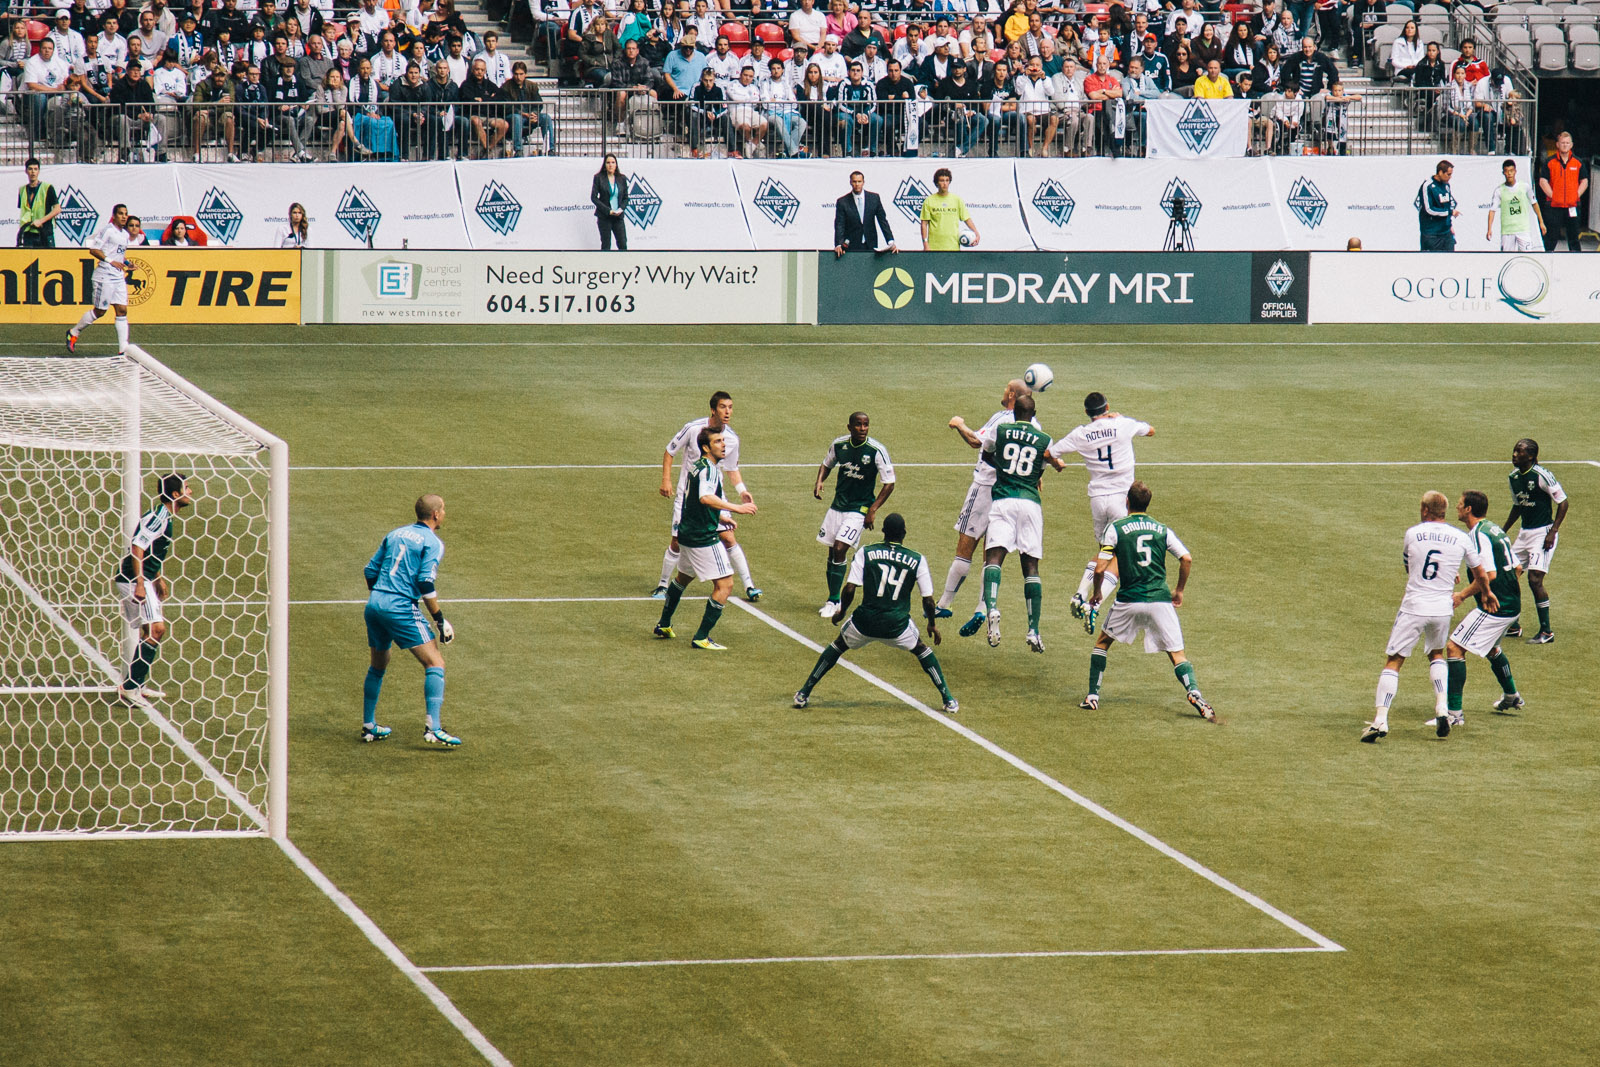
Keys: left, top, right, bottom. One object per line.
{"left": 1001, "top": 442, "right": 1038, "bottom": 477}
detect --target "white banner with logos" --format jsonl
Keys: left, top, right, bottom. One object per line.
{"left": 0, "top": 163, "right": 184, "bottom": 245}
{"left": 172, "top": 162, "right": 468, "bottom": 248}
{"left": 304, "top": 250, "right": 804, "bottom": 323}
{"left": 1308, "top": 252, "right": 1600, "bottom": 323}
{"left": 1273, "top": 156, "right": 1508, "bottom": 252}
{"left": 455, "top": 158, "right": 751, "bottom": 250}
{"left": 1145, "top": 98, "right": 1251, "bottom": 159}
{"left": 730, "top": 159, "right": 1034, "bottom": 252}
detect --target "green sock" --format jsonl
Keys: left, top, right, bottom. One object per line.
{"left": 1488, "top": 648, "right": 1518, "bottom": 695}
{"left": 1024, "top": 577, "right": 1042, "bottom": 631}
{"left": 801, "top": 642, "right": 844, "bottom": 694}
{"left": 658, "top": 581, "right": 684, "bottom": 627}
{"left": 1088, "top": 648, "right": 1107, "bottom": 695}
{"left": 826, "top": 558, "right": 847, "bottom": 602}
{"left": 916, "top": 645, "right": 953, "bottom": 702}
{"left": 1536, "top": 599, "right": 1551, "bottom": 633}
{"left": 1446, "top": 656, "right": 1465, "bottom": 712}
{"left": 128, "top": 641, "right": 159, "bottom": 687}
{"left": 983, "top": 564, "right": 1002, "bottom": 613}
{"left": 693, "top": 598, "right": 724, "bottom": 641}
{"left": 1174, "top": 661, "right": 1198, "bottom": 694}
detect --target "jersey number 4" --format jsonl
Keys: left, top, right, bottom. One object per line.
{"left": 875, "top": 565, "right": 908, "bottom": 601}
{"left": 1096, "top": 445, "right": 1114, "bottom": 469}
{"left": 1001, "top": 442, "right": 1038, "bottom": 476}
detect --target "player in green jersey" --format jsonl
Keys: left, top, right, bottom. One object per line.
{"left": 655, "top": 428, "right": 758, "bottom": 650}
{"left": 814, "top": 411, "right": 896, "bottom": 618}
{"left": 1486, "top": 159, "right": 1546, "bottom": 252}
{"left": 1081, "top": 481, "right": 1215, "bottom": 721}
{"left": 1436, "top": 491, "right": 1525, "bottom": 737}
{"left": 793, "top": 513, "right": 958, "bottom": 714}
{"left": 113, "top": 473, "right": 193, "bottom": 703}
{"left": 1504, "top": 438, "right": 1569, "bottom": 644}
{"left": 977, "top": 393, "right": 1063, "bottom": 651}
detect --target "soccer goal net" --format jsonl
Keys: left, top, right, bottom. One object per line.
{"left": 0, "top": 348, "right": 287, "bottom": 839}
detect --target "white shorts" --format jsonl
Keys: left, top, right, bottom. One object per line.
{"left": 93, "top": 272, "right": 128, "bottom": 310}
{"left": 115, "top": 577, "right": 164, "bottom": 628}
{"left": 1500, "top": 234, "right": 1537, "bottom": 252}
{"left": 1386, "top": 610, "right": 1450, "bottom": 659}
{"left": 1449, "top": 608, "right": 1518, "bottom": 658}
{"left": 953, "top": 480, "right": 994, "bottom": 539}
{"left": 671, "top": 492, "right": 735, "bottom": 536}
{"left": 840, "top": 617, "right": 920, "bottom": 651}
{"left": 1089, "top": 493, "right": 1129, "bottom": 544}
{"left": 677, "top": 542, "right": 733, "bottom": 582}
{"left": 817, "top": 507, "right": 865, "bottom": 548}
{"left": 1512, "top": 526, "right": 1556, "bottom": 573}
{"left": 986, "top": 497, "right": 1043, "bottom": 558}
{"left": 1102, "top": 600, "right": 1184, "bottom": 653}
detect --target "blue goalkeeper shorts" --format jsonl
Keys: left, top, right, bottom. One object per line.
{"left": 365, "top": 594, "right": 436, "bottom": 651}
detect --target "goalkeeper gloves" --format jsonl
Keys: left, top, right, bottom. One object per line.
{"left": 432, "top": 610, "right": 454, "bottom": 644}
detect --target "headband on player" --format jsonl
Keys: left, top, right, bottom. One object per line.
{"left": 1084, "top": 392, "right": 1108, "bottom": 417}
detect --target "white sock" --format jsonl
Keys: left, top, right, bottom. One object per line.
{"left": 1374, "top": 668, "right": 1398, "bottom": 729}
{"left": 728, "top": 543, "right": 753, "bottom": 590}
{"left": 1100, "top": 570, "right": 1119, "bottom": 599}
{"left": 938, "top": 556, "right": 970, "bottom": 609}
{"left": 1075, "top": 560, "right": 1096, "bottom": 600}
{"left": 71, "top": 309, "right": 97, "bottom": 335}
{"left": 114, "top": 315, "right": 129, "bottom": 352}
{"left": 1429, "top": 658, "right": 1448, "bottom": 714}
{"left": 658, "top": 547, "right": 679, "bottom": 587}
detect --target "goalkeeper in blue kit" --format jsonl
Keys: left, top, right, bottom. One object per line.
{"left": 361, "top": 494, "right": 459, "bottom": 746}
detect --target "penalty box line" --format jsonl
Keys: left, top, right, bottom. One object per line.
{"left": 729, "top": 599, "right": 1345, "bottom": 956}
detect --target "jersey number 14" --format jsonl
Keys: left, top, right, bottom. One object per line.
{"left": 875, "top": 565, "right": 908, "bottom": 600}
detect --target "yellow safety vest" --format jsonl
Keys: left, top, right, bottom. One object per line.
{"left": 18, "top": 182, "right": 53, "bottom": 230}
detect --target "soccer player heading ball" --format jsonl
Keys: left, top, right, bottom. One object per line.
{"left": 115, "top": 473, "right": 193, "bottom": 704}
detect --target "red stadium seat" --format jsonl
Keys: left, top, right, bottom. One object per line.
{"left": 1223, "top": 4, "right": 1255, "bottom": 25}
{"left": 754, "top": 22, "right": 786, "bottom": 46}
{"left": 720, "top": 21, "right": 749, "bottom": 44}
{"left": 894, "top": 23, "right": 908, "bottom": 39}
{"left": 26, "top": 20, "right": 50, "bottom": 48}
{"left": 777, "top": 47, "right": 793, "bottom": 61}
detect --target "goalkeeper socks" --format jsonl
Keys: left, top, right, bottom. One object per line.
{"left": 1089, "top": 648, "right": 1107, "bottom": 695}
{"left": 659, "top": 581, "right": 684, "bottom": 627}
{"left": 825, "top": 558, "right": 847, "bottom": 602}
{"left": 70, "top": 310, "right": 97, "bottom": 336}
{"left": 659, "top": 547, "right": 680, "bottom": 588}
{"left": 362, "top": 667, "right": 385, "bottom": 725}
{"left": 983, "top": 564, "right": 1002, "bottom": 613}
{"left": 693, "top": 598, "right": 724, "bottom": 641}
{"left": 1374, "top": 668, "right": 1399, "bottom": 729}
{"left": 916, "top": 645, "right": 952, "bottom": 703}
{"left": 114, "top": 315, "right": 129, "bottom": 353}
{"left": 127, "top": 640, "right": 160, "bottom": 687}
{"left": 1428, "top": 658, "right": 1448, "bottom": 714}
{"left": 423, "top": 666, "right": 445, "bottom": 730}
{"left": 1024, "top": 576, "right": 1042, "bottom": 631}
{"left": 939, "top": 556, "right": 970, "bottom": 609}
{"left": 1536, "top": 599, "right": 1551, "bottom": 633}
{"left": 1446, "top": 656, "right": 1466, "bottom": 713}
{"left": 1488, "top": 648, "right": 1518, "bottom": 695}
{"left": 1174, "top": 661, "right": 1199, "bottom": 695}
{"left": 728, "top": 544, "right": 754, "bottom": 590}
{"left": 801, "top": 641, "right": 844, "bottom": 694}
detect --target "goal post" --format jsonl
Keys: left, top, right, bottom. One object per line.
{"left": 0, "top": 347, "right": 289, "bottom": 840}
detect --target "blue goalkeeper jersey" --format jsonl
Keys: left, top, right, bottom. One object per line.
{"left": 365, "top": 522, "right": 444, "bottom": 603}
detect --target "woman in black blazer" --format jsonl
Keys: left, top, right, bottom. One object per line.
{"left": 591, "top": 153, "right": 629, "bottom": 251}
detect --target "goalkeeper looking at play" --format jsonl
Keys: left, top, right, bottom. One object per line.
{"left": 115, "top": 474, "right": 192, "bottom": 704}
{"left": 361, "top": 494, "right": 461, "bottom": 748}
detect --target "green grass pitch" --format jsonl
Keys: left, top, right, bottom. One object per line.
{"left": 2, "top": 323, "right": 1597, "bottom": 1066}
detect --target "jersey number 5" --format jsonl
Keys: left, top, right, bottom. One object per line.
{"left": 1001, "top": 442, "right": 1038, "bottom": 476}
{"left": 1134, "top": 532, "right": 1155, "bottom": 567}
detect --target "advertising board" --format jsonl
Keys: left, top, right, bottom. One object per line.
{"left": 0, "top": 249, "right": 300, "bottom": 324}
{"left": 1308, "top": 253, "right": 1600, "bottom": 323}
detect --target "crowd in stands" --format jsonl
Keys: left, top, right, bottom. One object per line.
{"left": 0, "top": 0, "right": 1528, "bottom": 160}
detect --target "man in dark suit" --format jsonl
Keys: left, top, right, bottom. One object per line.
{"left": 833, "top": 170, "right": 898, "bottom": 257}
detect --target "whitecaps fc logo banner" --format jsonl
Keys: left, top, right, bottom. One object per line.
{"left": 1146, "top": 99, "right": 1250, "bottom": 159}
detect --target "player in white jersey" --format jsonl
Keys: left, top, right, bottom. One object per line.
{"left": 1054, "top": 392, "right": 1154, "bottom": 632}
{"left": 66, "top": 203, "right": 135, "bottom": 355}
{"left": 654, "top": 390, "right": 761, "bottom": 601}
{"left": 1362, "top": 491, "right": 1494, "bottom": 743}
{"left": 936, "top": 378, "right": 1039, "bottom": 638}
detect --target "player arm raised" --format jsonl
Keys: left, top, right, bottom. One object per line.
{"left": 948, "top": 415, "right": 982, "bottom": 449}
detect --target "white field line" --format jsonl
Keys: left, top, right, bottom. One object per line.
{"left": 276, "top": 839, "right": 515, "bottom": 1067}
{"left": 289, "top": 460, "right": 1597, "bottom": 472}
{"left": 421, "top": 945, "right": 1335, "bottom": 974}
{"left": 729, "top": 599, "right": 1345, "bottom": 954}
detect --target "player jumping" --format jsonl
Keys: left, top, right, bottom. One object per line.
{"left": 977, "top": 393, "right": 1063, "bottom": 651}
{"left": 113, "top": 473, "right": 192, "bottom": 703}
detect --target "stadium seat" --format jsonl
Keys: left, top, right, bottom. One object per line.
{"left": 1503, "top": 40, "right": 1535, "bottom": 63}
{"left": 1538, "top": 39, "right": 1569, "bottom": 65}
{"left": 1418, "top": 2, "right": 1450, "bottom": 13}
{"left": 1572, "top": 39, "right": 1600, "bottom": 65}
{"left": 1531, "top": 21, "right": 1567, "bottom": 42}
{"left": 25, "top": 19, "right": 49, "bottom": 45}
{"left": 1222, "top": 3, "right": 1254, "bottom": 25}
{"left": 1419, "top": 24, "right": 1445, "bottom": 44}
{"left": 720, "top": 21, "right": 749, "bottom": 44}
{"left": 753, "top": 22, "right": 785, "bottom": 47}
{"left": 162, "top": 217, "right": 210, "bottom": 245}
{"left": 894, "top": 23, "right": 908, "bottom": 39}
{"left": 776, "top": 47, "right": 793, "bottom": 61}
{"left": 1497, "top": 23, "right": 1532, "bottom": 43}
{"left": 1387, "top": 7, "right": 1414, "bottom": 22}
{"left": 1569, "top": 22, "right": 1600, "bottom": 40}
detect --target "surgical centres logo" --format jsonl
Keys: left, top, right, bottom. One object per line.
{"left": 872, "top": 267, "right": 915, "bottom": 310}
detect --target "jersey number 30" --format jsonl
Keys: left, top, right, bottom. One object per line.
{"left": 1001, "top": 442, "right": 1038, "bottom": 476}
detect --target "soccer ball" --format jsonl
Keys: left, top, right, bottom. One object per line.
{"left": 1023, "top": 363, "right": 1053, "bottom": 392}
